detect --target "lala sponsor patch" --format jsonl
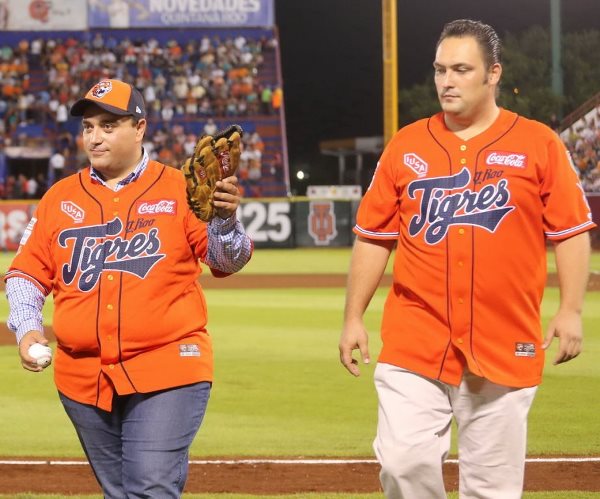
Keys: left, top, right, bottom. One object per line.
{"left": 515, "top": 342, "right": 536, "bottom": 357}
{"left": 485, "top": 151, "right": 528, "bottom": 168}
{"left": 179, "top": 344, "right": 201, "bottom": 357}
{"left": 137, "top": 199, "right": 177, "bottom": 216}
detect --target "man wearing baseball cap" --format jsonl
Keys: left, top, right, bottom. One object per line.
{"left": 6, "top": 78, "right": 253, "bottom": 498}
{"left": 70, "top": 78, "right": 147, "bottom": 120}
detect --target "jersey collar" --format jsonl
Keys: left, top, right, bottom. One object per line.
{"left": 89, "top": 148, "right": 149, "bottom": 192}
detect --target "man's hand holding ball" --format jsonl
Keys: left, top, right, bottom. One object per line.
{"left": 28, "top": 343, "right": 52, "bottom": 369}
{"left": 19, "top": 331, "right": 52, "bottom": 372}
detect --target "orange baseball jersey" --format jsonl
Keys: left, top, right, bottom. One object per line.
{"left": 355, "top": 108, "right": 596, "bottom": 388}
{"left": 7, "top": 161, "right": 219, "bottom": 410}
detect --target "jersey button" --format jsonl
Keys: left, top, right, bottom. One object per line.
{"left": 113, "top": 211, "right": 119, "bottom": 217}
{"left": 458, "top": 298, "right": 464, "bottom": 304}
{"left": 107, "top": 275, "right": 114, "bottom": 281}
{"left": 460, "top": 144, "right": 467, "bottom": 151}
{"left": 109, "top": 364, "right": 115, "bottom": 370}
{"left": 107, "top": 304, "right": 114, "bottom": 310}
{"left": 460, "top": 158, "right": 467, "bottom": 165}
{"left": 107, "top": 335, "right": 113, "bottom": 341}
{"left": 458, "top": 261, "right": 464, "bottom": 267}
{"left": 458, "top": 228, "right": 465, "bottom": 235}
{"left": 113, "top": 197, "right": 119, "bottom": 203}
{"left": 457, "top": 338, "right": 464, "bottom": 344}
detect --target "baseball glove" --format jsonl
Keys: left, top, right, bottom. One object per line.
{"left": 181, "top": 124, "right": 243, "bottom": 222}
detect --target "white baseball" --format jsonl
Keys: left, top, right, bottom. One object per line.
{"left": 28, "top": 343, "right": 52, "bottom": 368}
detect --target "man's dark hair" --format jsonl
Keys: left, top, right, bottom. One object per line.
{"left": 437, "top": 19, "right": 502, "bottom": 70}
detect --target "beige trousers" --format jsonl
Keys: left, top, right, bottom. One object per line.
{"left": 373, "top": 363, "right": 538, "bottom": 499}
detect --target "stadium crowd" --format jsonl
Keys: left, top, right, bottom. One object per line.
{"left": 562, "top": 106, "right": 600, "bottom": 193}
{"left": 0, "top": 34, "right": 597, "bottom": 198}
{"left": 0, "top": 32, "right": 283, "bottom": 198}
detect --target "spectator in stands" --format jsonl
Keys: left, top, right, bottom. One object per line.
{"left": 49, "top": 148, "right": 65, "bottom": 182}
{"left": 4, "top": 174, "right": 15, "bottom": 199}
{"left": 143, "top": 82, "right": 157, "bottom": 109}
{"left": 198, "top": 97, "right": 212, "bottom": 116}
{"left": 248, "top": 131, "right": 264, "bottom": 152}
{"left": 203, "top": 118, "right": 217, "bottom": 136}
{"left": 184, "top": 94, "right": 198, "bottom": 116}
{"left": 260, "top": 85, "right": 272, "bottom": 114}
{"left": 55, "top": 102, "right": 68, "bottom": 131}
{"left": 182, "top": 133, "right": 197, "bottom": 157}
{"left": 13, "top": 173, "right": 26, "bottom": 199}
{"left": 25, "top": 175, "right": 37, "bottom": 199}
{"left": 244, "top": 143, "right": 262, "bottom": 196}
{"left": 161, "top": 99, "right": 174, "bottom": 122}
{"left": 272, "top": 86, "right": 283, "bottom": 114}
{"left": 35, "top": 172, "right": 47, "bottom": 198}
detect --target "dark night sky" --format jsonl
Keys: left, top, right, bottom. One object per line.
{"left": 273, "top": 0, "right": 600, "bottom": 186}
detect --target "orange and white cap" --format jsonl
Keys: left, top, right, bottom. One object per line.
{"left": 70, "top": 79, "right": 146, "bottom": 119}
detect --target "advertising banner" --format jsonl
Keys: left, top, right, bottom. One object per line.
{"left": 1, "top": 0, "right": 87, "bottom": 31}
{"left": 237, "top": 200, "right": 294, "bottom": 248}
{"left": 0, "top": 202, "right": 35, "bottom": 252}
{"left": 2, "top": 197, "right": 598, "bottom": 251}
{"left": 294, "top": 200, "right": 353, "bottom": 248}
{"left": 88, "top": 0, "right": 274, "bottom": 28}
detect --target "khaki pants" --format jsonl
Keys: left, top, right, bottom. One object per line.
{"left": 373, "top": 363, "right": 537, "bottom": 499}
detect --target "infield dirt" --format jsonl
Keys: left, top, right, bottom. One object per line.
{"left": 0, "top": 459, "right": 598, "bottom": 494}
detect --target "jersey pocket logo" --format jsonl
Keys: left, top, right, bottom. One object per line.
{"left": 404, "top": 153, "right": 428, "bottom": 177}
{"left": 61, "top": 201, "right": 85, "bottom": 223}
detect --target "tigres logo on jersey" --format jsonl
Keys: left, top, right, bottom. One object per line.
{"left": 407, "top": 167, "right": 515, "bottom": 245}
{"left": 58, "top": 218, "right": 165, "bottom": 292}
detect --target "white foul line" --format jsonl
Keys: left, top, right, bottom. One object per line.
{"left": 0, "top": 457, "right": 599, "bottom": 466}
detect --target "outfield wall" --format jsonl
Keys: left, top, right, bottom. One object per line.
{"left": 1, "top": 197, "right": 599, "bottom": 251}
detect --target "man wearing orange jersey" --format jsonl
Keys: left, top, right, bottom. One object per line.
{"left": 339, "top": 20, "right": 595, "bottom": 498}
{"left": 6, "top": 79, "right": 252, "bottom": 498}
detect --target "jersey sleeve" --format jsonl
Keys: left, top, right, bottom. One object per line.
{"left": 5, "top": 198, "right": 55, "bottom": 294}
{"left": 540, "top": 131, "right": 596, "bottom": 241}
{"left": 354, "top": 142, "right": 401, "bottom": 240}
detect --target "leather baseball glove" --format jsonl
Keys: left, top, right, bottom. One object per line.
{"left": 181, "top": 124, "right": 243, "bottom": 222}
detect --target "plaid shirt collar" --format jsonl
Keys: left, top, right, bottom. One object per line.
{"left": 89, "top": 148, "right": 149, "bottom": 192}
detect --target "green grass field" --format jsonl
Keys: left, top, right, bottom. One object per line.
{"left": 2, "top": 246, "right": 599, "bottom": 277}
{"left": 0, "top": 248, "right": 599, "bottom": 498}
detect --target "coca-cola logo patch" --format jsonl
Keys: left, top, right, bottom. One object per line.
{"left": 136, "top": 199, "right": 177, "bottom": 216}
{"left": 485, "top": 151, "right": 528, "bottom": 169}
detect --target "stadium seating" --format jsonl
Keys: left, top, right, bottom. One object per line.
{"left": 560, "top": 97, "right": 600, "bottom": 193}
{"left": 0, "top": 27, "right": 289, "bottom": 198}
